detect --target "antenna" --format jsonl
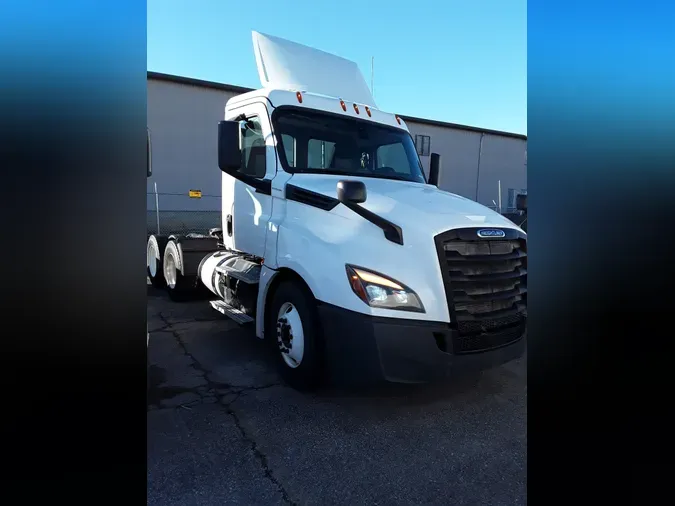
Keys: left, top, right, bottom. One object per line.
{"left": 371, "top": 56, "right": 374, "bottom": 99}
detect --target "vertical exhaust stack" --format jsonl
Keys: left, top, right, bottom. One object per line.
{"left": 429, "top": 153, "right": 441, "bottom": 187}
{"left": 516, "top": 193, "right": 527, "bottom": 213}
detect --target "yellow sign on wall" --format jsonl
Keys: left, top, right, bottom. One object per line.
{"left": 189, "top": 190, "right": 202, "bottom": 198}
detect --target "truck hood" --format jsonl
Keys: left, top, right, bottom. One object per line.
{"left": 287, "top": 173, "right": 523, "bottom": 236}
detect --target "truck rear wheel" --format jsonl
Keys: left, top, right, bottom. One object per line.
{"left": 267, "top": 280, "right": 324, "bottom": 390}
{"left": 147, "top": 235, "right": 168, "bottom": 288}
{"left": 163, "top": 239, "right": 194, "bottom": 301}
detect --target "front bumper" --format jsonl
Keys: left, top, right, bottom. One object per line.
{"left": 318, "top": 303, "right": 526, "bottom": 386}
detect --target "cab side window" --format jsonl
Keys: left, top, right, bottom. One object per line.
{"left": 240, "top": 117, "right": 266, "bottom": 179}
{"left": 281, "top": 133, "right": 295, "bottom": 167}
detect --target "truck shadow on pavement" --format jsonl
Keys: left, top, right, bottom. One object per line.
{"left": 147, "top": 285, "right": 524, "bottom": 412}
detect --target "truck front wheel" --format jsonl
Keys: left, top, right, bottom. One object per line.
{"left": 267, "top": 280, "right": 324, "bottom": 390}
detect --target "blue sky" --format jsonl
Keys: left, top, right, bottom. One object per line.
{"left": 148, "top": 0, "right": 527, "bottom": 134}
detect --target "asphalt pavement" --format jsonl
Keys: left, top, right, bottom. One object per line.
{"left": 147, "top": 286, "right": 527, "bottom": 505}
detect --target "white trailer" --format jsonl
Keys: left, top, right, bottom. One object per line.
{"left": 146, "top": 32, "right": 527, "bottom": 390}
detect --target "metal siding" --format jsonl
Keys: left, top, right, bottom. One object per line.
{"left": 475, "top": 135, "right": 527, "bottom": 211}
{"left": 147, "top": 80, "right": 238, "bottom": 212}
{"left": 407, "top": 122, "right": 482, "bottom": 200}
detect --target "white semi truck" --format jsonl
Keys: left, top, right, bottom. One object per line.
{"left": 146, "top": 32, "right": 527, "bottom": 390}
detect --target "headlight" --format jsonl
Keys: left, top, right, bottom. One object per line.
{"left": 345, "top": 265, "right": 425, "bottom": 313}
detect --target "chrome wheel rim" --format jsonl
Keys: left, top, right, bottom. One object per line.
{"left": 147, "top": 241, "right": 158, "bottom": 277}
{"left": 276, "top": 302, "right": 304, "bottom": 368}
{"left": 164, "top": 252, "right": 177, "bottom": 289}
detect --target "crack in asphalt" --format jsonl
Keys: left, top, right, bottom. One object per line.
{"left": 222, "top": 398, "right": 297, "bottom": 506}
{"left": 152, "top": 312, "right": 294, "bottom": 505}
{"left": 148, "top": 314, "right": 225, "bottom": 333}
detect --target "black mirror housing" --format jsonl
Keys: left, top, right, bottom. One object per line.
{"left": 516, "top": 193, "right": 527, "bottom": 212}
{"left": 337, "top": 180, "right": 367, "bottom": 204}
{"left": 218, "top": 120, "right": 241, "bottom": 172}
{"left": 429, "top": 153, "right": 441, "bottom": 187}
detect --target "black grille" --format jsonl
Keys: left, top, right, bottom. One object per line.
{"left": 457, "top": 312, "right": 525, "bottom": 335}
{"left": 453, "top": 322, "right": 525, "bottom": 354}
{"left": 434, "top": 228, "right": 527, "bottom": 354}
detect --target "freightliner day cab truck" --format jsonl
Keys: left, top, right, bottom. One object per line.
{"left": 146, "top": 32, "right": 527, "bottom": 390}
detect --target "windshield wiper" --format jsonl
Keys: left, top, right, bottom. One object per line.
{"left": 293, "top": 168, "right": 352, "bottom": 176}
{"left": 368, "top": 173, "right": 417, "bottom": 182}
{"left": 294, "top": 168, "right": 420, "bottom": 183}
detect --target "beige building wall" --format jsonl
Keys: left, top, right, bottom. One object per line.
{"left": 406, "top": 122, "right": 527, "bottom": 210}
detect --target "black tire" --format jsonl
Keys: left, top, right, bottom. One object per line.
{"left": 267, "top": 280, "right": 324, "bottom": 391}
{"left": 163, "top": 239, "right": 195, "bottom": 302}
{"left": 147, "top": 235, "right": 168, "bottom": 289}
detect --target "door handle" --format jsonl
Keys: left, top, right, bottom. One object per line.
{"left": 226, "top": 214, "right": 233, "bottom": 236}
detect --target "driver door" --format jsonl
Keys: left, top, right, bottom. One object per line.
{"left": 222, "top": 102, "right": 276, "bottom": 258}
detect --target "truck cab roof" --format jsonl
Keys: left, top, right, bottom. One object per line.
{"left": 226, "top": 88, "right": 409, "bottom": 132}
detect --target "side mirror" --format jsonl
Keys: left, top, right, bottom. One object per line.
{"left": 218, "top": 120, "right": 241, "bottom": 172}
{"left": 516, "top": 193, "right": 527, "bottom": 212}
{"left": 147, "top": 128, "right": 152, "bottom": 178}
{"left": 429, "top": 153, "right": 441, "bottom": 187}
{"left": 337, "top": 180, "right": 367, "bottom": 204}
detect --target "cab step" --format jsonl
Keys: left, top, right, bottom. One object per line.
{"left": 209, "top": 300, "right": 254, "bottom": 325}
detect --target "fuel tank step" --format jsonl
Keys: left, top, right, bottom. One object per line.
{"left": 215, "top": 257, "right": 261, "bottom": 284}
{"left": 209, "top": 300, "right": 254, "bottom": 325}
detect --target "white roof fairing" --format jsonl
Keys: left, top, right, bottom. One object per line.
{"left": 252, "top": 31, "right": 377, "bottom": 107}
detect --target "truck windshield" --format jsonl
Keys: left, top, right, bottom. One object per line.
{"left": 273, "top": 108, "right": 426, "bottom": 184}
